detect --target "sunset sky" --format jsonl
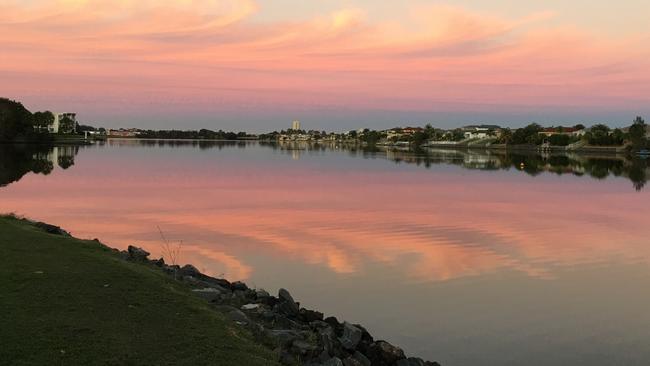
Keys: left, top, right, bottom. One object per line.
{"left": 2, "top": 0, "right": 650, "bottom": 131}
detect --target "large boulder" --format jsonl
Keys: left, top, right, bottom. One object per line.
{"left": 339, "top": 322, "right": 363, "bottom": 350}
{"left": 277, "top": 288, "right": 300, "bottom": 317}
{"left": 127, "top": 246, "right": 150, "bottom": 261}
{"left": 366, "top": 341, "right": 406, "bottom": 366}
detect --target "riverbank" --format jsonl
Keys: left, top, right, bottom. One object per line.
{"left": 0, "top": 215, "right": 441, "bottom": 366}
{"left": 0, "top": 215, "right": 278, "bottom": 366}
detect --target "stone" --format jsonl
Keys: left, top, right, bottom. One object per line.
{"left": 347, "top": 351, "right": 371, "bottom": 366}
{"left": 396, "top": 358, "right": 425, "bottom": 366}
{"left": 267, "top": 329, "right": 302, "bottom": 347}
{"left": 127, "top": 246, "right": 150, "bottom": 261}
{"left": 322, "top": 357, "right": 344, "bottom": 366}
{"left": 318, "top": 327, "right": 341, "bottom": 358}
{"left": 290, "top": 339, "right": 319, "bottom": 357}
{"left": 192, "top": 288, "right": 222, "bottom": 302}
{"left": 241, "top": 303, "right": 260, "bottom": 311}
{"left": 366, "top": 341, "right": 406, "bottom": 366}
{"left": 279, "top": 349, "right": 297, "bottom": 365}
{"left": 277, "top": 288, "right": 300, "bottom": 316}
{"left": 299, "top": 308, "right": 324, "bottom": 322}
{"left": 324, "top": 316, "right": 342, "bottom": 334}
{"left": 231, "top": 281, "right": 248, "bottom": 291}
{"left": 35, "top": 222, "right": 68, "bottom": 236}
{"left": 339, "top": 322, "right": 363, "bottom": 350}
{"left": 255, "top": 289, "right": 270, "bottom": 299}
{"left": 226, "top": 309, "right": 249, "bottom": 325}
{"left": 179, "top": 264, "right": 201, "bottom": 277}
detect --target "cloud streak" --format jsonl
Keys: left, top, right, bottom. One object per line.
{"left": 1, "top": 0, "right": 649, "bottom": 128}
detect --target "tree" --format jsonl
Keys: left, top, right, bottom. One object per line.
{"left": 629, "top": 116, "right": 647, "bottom": 150}
{"left": 58, "top": 115, "right": 76, "bottom": 134}
{"left": 33, "top": 111, "right": 54, "bottom": 132}
{"left": 0, "top": 98, "right": 33, "bottom": 140}
{"left": 497, "top": 128, "right": 513, "bottom": 144}
{"left": 511, "top": 123, "right": 542, "bottom": 145}
{"left": 573, "top": 123, "right": 586, "bottom": 130}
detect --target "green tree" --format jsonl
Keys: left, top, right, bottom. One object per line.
{"left": 629, "top": 116, "right": 647, "bottom": 150}
{"left": 58, "top": 115, "right": 76, "bottom": 134}
{"left": 0, "top": 98, "right": 33, "bottom": 140}
{"left": 33, "top": 111, "right": 54, "bottom": 132}
{"left": 573, "top": 123, "right": 586, "bottom": 130}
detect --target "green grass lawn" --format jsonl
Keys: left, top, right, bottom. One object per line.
{"left": 0, "top": 215, "right": 279, "bottom": 366}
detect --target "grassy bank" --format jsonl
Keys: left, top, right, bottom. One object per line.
{"left": 0, "top": 215, "right": 278, "bottom": 366}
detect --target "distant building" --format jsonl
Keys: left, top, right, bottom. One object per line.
{"left": 401, "top": 127, "right": 424, "bottom": 135}
{"left": 107, "top": 128, "right": 140, "bottom": 137}
{"left": 539, "top": 127, "right": 582, "bottom": 137}
{"left": 291, "top": 120, "right": 301, "bottom": 130}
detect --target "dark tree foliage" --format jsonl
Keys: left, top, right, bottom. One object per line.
{"left": 33, "top": 111, "right": 54, "bottom": 131}
{"left": 628, "top": 116, "right": 647, "bottom": 150}
{"left": 0, "top": 98, "right": 54, "bottom": 141}
{"left": 511, "top": 123, "right": 543, "bottom": 145}
{"left": 0, "top": 98, "right": 33, "bottom": 140}
{"left": 585, "top": 124, "right": 625, "bottom": 146}
{"left": 548, "top": 134, "right": 575, "bottom": 146}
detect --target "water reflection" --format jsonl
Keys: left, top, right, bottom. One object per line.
{"left": 0, "top": 145, "right": 78, "bottom": 187}
{"left": 1, "top": 140, "right": 649, "bottom": 365}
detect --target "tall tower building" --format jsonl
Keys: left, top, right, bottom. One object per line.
{"left": 291, "top": 120, "right": 301, "bottom": 130}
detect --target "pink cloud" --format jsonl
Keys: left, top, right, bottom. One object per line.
{"left": 0, "top": 1, "right": 648, "bottom": 121}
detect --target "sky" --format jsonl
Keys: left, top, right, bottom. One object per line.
{"left": 1, "top": 0, "right": 650, "bottom": 132}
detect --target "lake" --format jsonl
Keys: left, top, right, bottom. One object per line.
{"left": 1, "top": 140, "right": 649, "bottom": 365}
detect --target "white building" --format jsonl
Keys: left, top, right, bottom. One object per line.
{"left": 291, "top": 120, "right": 301, "bottom": 130}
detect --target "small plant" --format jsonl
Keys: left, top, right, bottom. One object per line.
{"left": 157, "top": 226, "right": 183, "bottom": 278}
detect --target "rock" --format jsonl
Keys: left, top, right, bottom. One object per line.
{"left": 339, "top": 322, "right": 363, "bottom": 350}
{"left": 279, "top": 349, "right": 297, "bottom": 365}
{"left": 366, "top": 341, "right": 406, "bottom": 366}
{"left": 343, "top": 352, "right": 371, "bottom": 366}
{"left": 268, "top": 329, "right": 302, "bottom": 347}
{"left": 231, "top": 281, "right": 248, "bottom": 291}
{"left": 179, "top": 264, "right": 201, "bottom": 277}
{"left": 322, "top": 357, "right": 344, "bottom": 366}
{"left": 290, "top": 339, "right": 319, "bottom": 357}
{"left": 226, "top": 309, "right": 249, "bottom": 324}
{"left": 162, "top": 264, "right": 180, "bottom": 275}
{"left": 318, "top": 326, "right": 342, "bottom": 358}
{"left": 396, "top": 358, "right": 425, "bottom": 366}
{"left": 35, "top": 222, "right": 68, "bottom": 236}
{"left": 192, "top": 288, "right": 222, "bottom": 302}
{"left": 300, "top": 308, "right": 324, "bottom": 322}
{"left": 278, "top": 288, "right": 300, "bottom": 317}
{"left": 324, "top": 316, "right": 342, "bottom": 334}
{"left": 127, "top": 246, "right": 150, "bottom": 261}
{"left": 241, "top": 303, "right": 260, "bottom": 311}
{"left": 256, "top": 289, "right": 270, "bottom": 299}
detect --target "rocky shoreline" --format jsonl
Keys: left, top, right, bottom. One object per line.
{"left": 123, "top": 243, "right": 441, "bottom": 366}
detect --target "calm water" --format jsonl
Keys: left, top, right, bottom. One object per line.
{"left": 2, "top": 140, "right": 650, "bottom": 365}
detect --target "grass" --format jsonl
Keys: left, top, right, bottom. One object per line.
{"left": 0, "top": 215, "right": 279, "bottom": 366}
